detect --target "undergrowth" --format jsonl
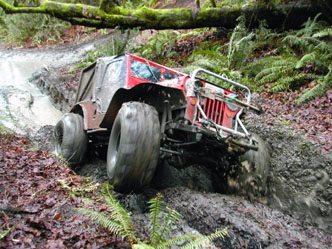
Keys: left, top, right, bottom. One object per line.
{"left": 1, "top": 0, "right": 330, "bottom": 103}
{"left": 70, "top": 30, "right": 131, "bottom": 71}
{"left": 129, "top": 12, "right": 331, "bottom": 103}
{"left": 0, "top": 10, "right": 71, "bottom": 46}
{"left": 77, "top": 184, "right": 228, "bottom": 248}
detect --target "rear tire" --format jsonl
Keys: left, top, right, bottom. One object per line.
{"left": 233, "top": 133, "right": 270, "bottom": 196}
{"left": 107, "top": 102, "right": 161, "bottom": 193}
{"left": 53, "top": 113, "right": 88, "bottom": 165}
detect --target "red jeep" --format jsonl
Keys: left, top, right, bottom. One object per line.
{"left": 53, "top": 54, "right": 269, "bottom": 194}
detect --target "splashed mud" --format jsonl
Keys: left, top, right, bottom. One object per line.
{"left": 1, "top": 34, "right": 332, "bottom": 248}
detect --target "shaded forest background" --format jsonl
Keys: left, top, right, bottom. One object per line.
{"left": 1, "top": 0, "right": 331, "bottom": 103}
{"left": 1, "top": 1, "right": 332, "bottom": 248}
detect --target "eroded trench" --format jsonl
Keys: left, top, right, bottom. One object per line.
{"left": 1, "top": 39, "right": 331, "bottom": 248}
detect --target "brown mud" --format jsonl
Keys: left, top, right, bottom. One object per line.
{"left": 29, "top": 65, "right": 332, "bottom": 248}
{"left": 2, "top": 24, "right": 330, "bottom": 247}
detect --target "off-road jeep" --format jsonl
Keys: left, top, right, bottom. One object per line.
{"left": 53, "top": 54, "right": 269, "bottom": 195}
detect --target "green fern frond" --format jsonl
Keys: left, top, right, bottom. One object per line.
{"left": 227, "top": 15, "right": 255, "bottom": 69}
{"left": 270, "top": 74, "right": 318, "bottom": 92}
{"left": 314, "top": 41, "right": 332, "bottom": 53}
{"left": 297, "top": 13, "right": 323, "bottom": 36}
{"left": 228, "top": 30, "right": 254, "bottom": 68}
{"left": 313, "top": 27, "right": 332, "bottom": 38}
{"left": 102, "top": 185, "right": 136, "bottom": 240}
{"left": 271, "top": 57, "right": 297, "bottom": 67}
{"left": 296, "top": 52, "right": 317, "bottom": 69}
{"left": 149, "top": 193, "right": 164, "bottom": 245}
{"left": 179, "top": 228, "right": 228, "bottom": 249}
{"left": 244, "top": 56, "right": 280, "bottom": 75}
{"left": 205, "top": 228, "right": 229, "bottom": 241}
{"left": 258, "top": 69, "right": 288, "bottom": 84}
{"left": 296, "top": 66, "right": 332, "bottom": 103}
{"left": 282, "top": 35, "right": 320, "bottom": 48}
{"left": 156, "top": 233, "right": 200, "bottom": 249}
{"left": 133, "top": 243, "right": 155, "bottom": 249}
{"left": 157, "top": 228, "right": 228, "bottom": 249}
{"left": 0, "top": 226, "right": 15, "bottom": 240}
{"left": 76, "top": 208, "right": 126, "bottom": 237}
{"left": 191, "top": 49, "right": 227, "bottom": 62}
{"left": 159, "top": 207, "right": 181, "bottom": 241}
{"left": 255, "top": 64, "right": 290, "bottom": 82}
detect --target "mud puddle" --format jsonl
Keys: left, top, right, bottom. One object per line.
{"left": 2, "top": 33, "right": 332, "bottom": 248}
{"left": 0, "top": 34, "right": 112, "bottom": 135}
{"left": 30, "top": 63, "right": 332, "bottom": 249}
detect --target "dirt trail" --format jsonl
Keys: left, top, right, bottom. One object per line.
{"left": 2, "top": 33, "right": 332, "bottom": 248}
{"left": 0, "top": 34, "right": 114, "bottom": 135}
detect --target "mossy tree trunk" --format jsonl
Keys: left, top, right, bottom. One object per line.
{"left": 0, "top": 0, "right": 330, "bottom": 30}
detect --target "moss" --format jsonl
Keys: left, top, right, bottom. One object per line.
{"left": 196, "top": 7, "right": 241, "bottom": 28}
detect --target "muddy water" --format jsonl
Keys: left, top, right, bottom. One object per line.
{"left": 2, "top": 35, "right": 332, "bottom": 248}
{"left": 0, "top": 42, "right": 96, "bottom": 134}
{"left": 0, "top": 60, "right": 62, "bottom": 133}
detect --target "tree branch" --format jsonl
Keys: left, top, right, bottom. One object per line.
{"left": 0, "top": 0, "right": 326, "bottom": 30}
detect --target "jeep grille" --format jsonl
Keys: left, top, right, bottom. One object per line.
{"left": 197, "top": 97, "right": 224, "bottom": 125}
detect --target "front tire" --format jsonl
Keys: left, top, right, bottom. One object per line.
{"left": 107, "top": 102, "right": 161, "bottom": 193}
{"left": 234, "top": 133, "right": 270, "bottom": 196}
{"left": 53, "top": 113, "right": 88, "bottom": 165}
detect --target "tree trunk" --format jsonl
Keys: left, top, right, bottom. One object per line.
{"left": 310, "top": 0, "right": 332, "bottom": 23}
{"left": 0, "top": 0, "right": 329, "bottom": 30}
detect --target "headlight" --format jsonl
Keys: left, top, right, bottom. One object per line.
{"left": 226, "top": 93, "right": 240, "bottom": 111}
{"left": 185, "top": 79, "right": 203, "bottom": 97}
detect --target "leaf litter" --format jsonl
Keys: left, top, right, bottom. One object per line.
{"left": 0, "top": 133, "right": 130, "bottom": 249}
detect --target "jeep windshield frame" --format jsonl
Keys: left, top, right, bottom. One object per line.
{"left": 128, "top": 55, "right": 182, "bottom": 85}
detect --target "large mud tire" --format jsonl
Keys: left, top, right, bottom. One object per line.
{"left": 235, "top": 133, "right": 270, "bottom": 196}
{"left": 53, "top": 113, "right": 88, "bottom": 165}
{"left": 107, "top": 102, "right": 161, "bottom": 193}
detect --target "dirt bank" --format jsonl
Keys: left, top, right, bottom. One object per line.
{"left": 31, "top": 59, "right": 332, "bottom": 233}
{"left": 3, "top": 31, "right": 332, "bottom": 247}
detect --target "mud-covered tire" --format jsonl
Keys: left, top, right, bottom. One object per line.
{"left": 236, "top": 133, "right": 270, "bottom": 196}
{"left": 53, "top": 113, "right": 88, "bottom": 165}
{"left": 107, "top": 102, "right": 161, "bottom": 193}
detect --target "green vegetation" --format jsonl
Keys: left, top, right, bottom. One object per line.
{"left": 69, "top": 29, "right": 130, "bottom": 72}
{"left": 0, "top": 1, "right": 71, "bottom": 46}
{"left": 1, "top": 0, "right": 330, "bottom": 99}
{"left": 129, "top": 12, "right": 331, "bottom": 103}
{"left": 0, "top": 226, "right": 15, "bottom": 240}
{"left": 77, "top": 184, "right": 228, "bottom": 248}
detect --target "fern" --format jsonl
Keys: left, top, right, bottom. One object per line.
{"left": 131, "top": 30, "right": 178, "bottom": 63}
{"left": 270, "top": 74, "right": 316, "bottom": 92}
{"left": 254, "top": 57, "right": 296, "bottom": 81}
{"left": 156, "top": 224, "right": 228, "bottom": 249}
{"left": 244, "top": 56, "right": 279, "bottom": 77}
{"left": 156, "top": 234, "right": 200, "bottom": 249}
{"left": 296, "top": 13, "right": 324, "bottom": 36}
{"left": 0, "top": 226, "right": 15, "bottom": 240}
{"left": 313, "top": 27, "right": 332, "bottom": 38}
{"left": 227, "top": 15, "right": 255, "bottom": 69}
{"left": 296, "top": 66, "right": 332, "bottom": 104}
{"left": 102, "top": 185, "right": 137, "bottom": 241}
{"left": 77, "top": 184, "right": 138, "bottom": 245}
{"left": 77, "top": 187, "right": 228, "bottom": 248}
{"left": 158, "top": 207, "right": 181, "bottom": 243}
{"left": 149, "top": 193, "right": 164, "bottom": 246}
{"left": 179, "top": 228, "right": 228, "bottom": 249}
{"left": 76, "top": 208, "right": 128, "bottom": 236}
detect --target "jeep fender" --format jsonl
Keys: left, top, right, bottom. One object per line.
{"left": 70, "top": 101, "right": 102, "bottom": 130}
{"left": 100, "top": 83, "right": 187, "bottom": 128}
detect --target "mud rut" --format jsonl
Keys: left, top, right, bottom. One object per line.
{"left": 1, "top": 35, "right": 332, "bottom": 248}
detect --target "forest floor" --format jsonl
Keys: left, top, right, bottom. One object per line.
{"left": 0, "top": 34, "right": 331, "bottom": 248}
{"left": 1, "top": 0, "right": 332, "bottom": 246}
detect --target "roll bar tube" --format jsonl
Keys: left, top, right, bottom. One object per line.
{"left": 190, "top": 68, "right": 251, "bottom": 104}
